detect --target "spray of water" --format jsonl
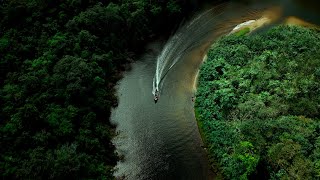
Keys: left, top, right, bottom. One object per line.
{"left": 152, "top": 4, "right": 229, "bottom": 96}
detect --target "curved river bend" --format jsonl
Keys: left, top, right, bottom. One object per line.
{"left": 111, "top": 3, "right": 264, "bottom": 180}
{"left": 111, "top": 1, "right": 320, "bottom": 179}
{"left": 111, "top": 5, "right": 256, "bottom": 179}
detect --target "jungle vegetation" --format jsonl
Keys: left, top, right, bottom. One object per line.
{"left": 0, "top": 0, "right": 204, "bottom": 178}
{"left": 195, "top": 25, "right": 320, "bottom": 179}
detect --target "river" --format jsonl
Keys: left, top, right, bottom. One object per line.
{"left": 111, "top": 42, "right": 212, "bottom": 179}
{"left": 110, "top": 1, "right": 320, "bottom": 179}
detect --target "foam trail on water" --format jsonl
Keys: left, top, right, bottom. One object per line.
{"left": 152, "top": 4, "right": 227, "bottom": 95}
{"left": 152, "top": 1, "right": 270, "bottom": 96}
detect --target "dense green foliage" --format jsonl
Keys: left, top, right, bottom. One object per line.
{"left": 196, "top": 26, "right": 320, "bottom": 179}
{"left": 0, "top": 0, "right": 192, "bottom": 179}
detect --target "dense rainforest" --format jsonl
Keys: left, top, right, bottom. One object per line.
{"left": 195, "top": 25, "right": 320, "bottom": 179}
{"left": 0, "top": 0, "right": 224, "bottom": 179}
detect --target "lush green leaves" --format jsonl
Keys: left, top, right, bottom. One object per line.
{"left": 0, "top": 0, "right": 191, "bottom": 179}
{"left": 196, "top": 26, "right": 320, "bottom": 179}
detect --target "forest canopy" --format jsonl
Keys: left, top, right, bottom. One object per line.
{"left": 195, "top": 25, "right": 320, "bottom": 179}
{"left": 0, "top": 0, "right": 196, "bottom": 179}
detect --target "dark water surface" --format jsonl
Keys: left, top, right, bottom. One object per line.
{"left": 111, "top": 45, "right": 211, "bottom": 179}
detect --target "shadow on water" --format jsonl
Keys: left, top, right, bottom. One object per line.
{"left": 111, "top": 1, "right": 320, "bottom": 179}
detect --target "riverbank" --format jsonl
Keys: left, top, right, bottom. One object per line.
{"left": 229, "top": 13, "right": 320, "bottom": 36}
{"left": 194, "top": 25, "right": 320, "bottom": 179}
{"left": 194, "top": 15, "right": 273, "bottom": 179}
{"left": 195, "top": 108, "right": 225, "bottom": 179}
